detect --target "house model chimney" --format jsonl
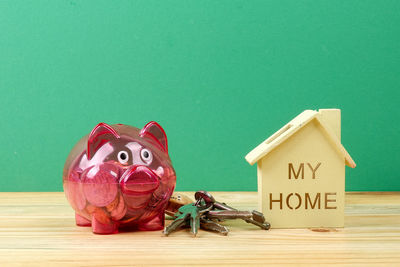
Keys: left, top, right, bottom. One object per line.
{"left": 318, "top": 109, "right": 341, "bottom": 140}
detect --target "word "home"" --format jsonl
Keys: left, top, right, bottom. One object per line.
{"left": 269, "top": 192, "right": 337, "bottom": 210}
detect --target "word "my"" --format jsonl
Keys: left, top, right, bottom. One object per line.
{"left": 289, "top": 162, "right": 321, "bottom": 179}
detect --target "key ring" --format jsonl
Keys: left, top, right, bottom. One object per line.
{"left": 194, "top": 191, "right": 215, "bottom": 214}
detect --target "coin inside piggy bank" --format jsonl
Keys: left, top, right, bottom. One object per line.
{"left": 63, "top": 122, "right": 176, "bottom": 234}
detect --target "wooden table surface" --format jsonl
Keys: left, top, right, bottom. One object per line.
{"left": 0, "top": 192, "right": 399, "bottom": 266}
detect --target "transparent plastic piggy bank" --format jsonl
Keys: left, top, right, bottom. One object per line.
{"left": 63, "top": 122, "right": 176, "bottom": 234}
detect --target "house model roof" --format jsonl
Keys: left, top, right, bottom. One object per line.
{"left": 245, "top": 110, "right": 356, "bottom": 168}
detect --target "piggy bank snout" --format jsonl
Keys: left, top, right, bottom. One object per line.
{"left": 120, "top": 166, "right": 160, "bottom": 195}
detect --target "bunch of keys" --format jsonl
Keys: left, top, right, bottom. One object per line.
{"left": 163, "top": 191, "right": 271, "bottom": 237}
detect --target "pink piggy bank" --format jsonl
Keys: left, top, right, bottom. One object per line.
{"left": 63, "top": 122, "right": 176, "bottom": 234}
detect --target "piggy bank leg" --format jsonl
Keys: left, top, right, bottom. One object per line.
{"left": 138, "top": 212, "right": 165, "bottom": 231}
{"left": 91, "top": 216, "right": 118, "bottom": 234}
{"left": 75, "top": 213, "right": 91, "bottom": 227}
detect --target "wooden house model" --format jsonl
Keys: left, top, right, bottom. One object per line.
{"left": 245, "top": 109, "right": 356, "bottom": 228}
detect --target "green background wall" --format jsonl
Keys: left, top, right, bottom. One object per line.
{"left": 1, "top": 1, "right": 399, "bottom": 192}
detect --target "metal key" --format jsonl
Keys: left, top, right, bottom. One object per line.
{"left": 163, "top": 204, "right": 200, "bottom": 236}
{"left": 163, "top": 206, "right": 191, "bottom": 236}
{"left": 195, "top": 191, "right": 270, "bottom": 230}
{"left": 206, "top": 209, "right": 270, "bottom": 230}
{"left": 207, "top": 210, "right": 253, "bottom": 220}
{"left": 164, "top": 198, "right": 213, "bottom": 236}
{"left": 249, "top": 210, "right": 271, "bottom": 230}
{"left": 200, "top": 218, "right": 229, "bottom": 235}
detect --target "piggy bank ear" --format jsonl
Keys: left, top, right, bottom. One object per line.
{"left": 87, "top": 123, "right": 120, "bottom": 160}
{"left": 140, "top": 121, "right": 168, "bottom": 153}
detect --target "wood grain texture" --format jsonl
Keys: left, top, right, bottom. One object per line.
{"left": 0, "top": 192, "right": 399, "bottom": 266}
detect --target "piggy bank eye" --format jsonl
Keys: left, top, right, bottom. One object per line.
{"left": 140, "top": 148, "right": 153, "bottom": 164}
{"left": 117, "top": 151, "right": 129, "bottom": 164}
